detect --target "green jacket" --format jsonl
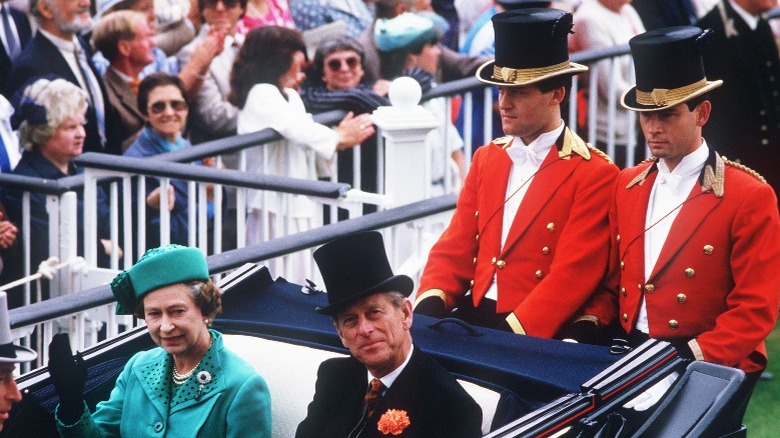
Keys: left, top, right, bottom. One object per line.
{"left": 56, "top": 330, "right": 271, "bottom": 437}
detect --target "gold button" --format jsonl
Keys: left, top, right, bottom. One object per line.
{"left": 685, "top": 268, "right": 695, "bottom": 278}
{"left": 535, "top": 270, "right": 544, "bottom": 279}
{"left": 620, "top": 260, "right": 625, "bottom": 270}
{"left": 677, "top": 293, "right": 687, "bottom": 304}
{"left": 668, "top": 320, "right": 679, "bottom": 329}
{"left": 644, "top": 284, "right": 655, "bottom": 293}
{"left": 472, "top": 257, "right": 477, "bottom": 264}
{"left": 469, "top": 280, "right": 474, "bottom": 287}
{"left": 541, "top": 246, "right": 550, "bottom": 255}
{"left": 547, "top": 222, "right": 555, "bottom": 232}
{"left": 620, "top": 287, "right": 626, "bottom": 297}
{"left": 703, "top": 245, "right": 713, "bottom": 255}
{"left": 637, "top": 283, "right": 642, "bottom": 290}
{"left": 622, "top": 313, "right": 628, "bottom": 322}
{"left": 616, "top": 234, "right": 621, "bottom": 242}
{"left": 496, "top": 260, "right": 506, "bottom": 269}
{"left": 474, "top": 210, "right": 479, "bottom": 218}
{"left": 475, "top": 233, "right": 479, "bottom": 241}
{"left": 491, "top": 257, "right": 497, "bottom": 264}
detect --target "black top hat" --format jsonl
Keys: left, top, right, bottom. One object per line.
{"left": 496, "top": 0, "right": 552, "bottom": 10}
{"left": 313, "top": 231, "right": 413, "bottom": 316}
{"left": 476, "top": 8, "right": 587, "bottom": 87}
{"left": 621, "top": 26, "right": 722, "bottom": 112}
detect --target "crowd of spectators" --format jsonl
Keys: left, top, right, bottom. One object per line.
{"left": 0, "top": 0, "right": 778, "bottom": 292}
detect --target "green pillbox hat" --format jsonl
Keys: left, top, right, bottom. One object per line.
{"left": 110, "top": 245, "right": 210, "bottom": 315}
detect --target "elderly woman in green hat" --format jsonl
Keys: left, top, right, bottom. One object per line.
{"left": 47, "top": 244, "right": 271, "bottom": 437}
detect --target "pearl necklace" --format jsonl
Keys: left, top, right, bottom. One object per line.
{"left": 172, "top": 359, "right": 202, "bottom": 385}
{"left": 171, "top": 337, "right": 212, "bottom": 386}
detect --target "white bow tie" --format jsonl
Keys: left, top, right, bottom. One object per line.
{"left": 656, "top": 172, "right": 684, "bottom": 195}
{"left": 506, "top": 145, "right": 547, "bottom": 167}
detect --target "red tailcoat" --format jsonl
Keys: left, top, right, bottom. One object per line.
{"left": 598, "top": 151, "right": 780, "bottom": 373}
{"left": 417, "top": 128, "right": 618, "bottom": 338}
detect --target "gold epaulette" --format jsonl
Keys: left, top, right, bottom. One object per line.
{"left": 626, "top": 158, "right": 656, "bottom": 189}
{"left": 493, "top": 136, "right": 513, "bottom": 148}
{"left": 639, "top": 156, "right": 657, "bottom": 164}
{"left": 587, "top": 145, "right": 613, "bottom": 164}
{"left": 722, "top": 157, "right": 767, "bottom": 184}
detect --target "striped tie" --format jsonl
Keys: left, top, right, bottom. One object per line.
{"left": 364, "top": 378, "right": 384, "bottom": 418}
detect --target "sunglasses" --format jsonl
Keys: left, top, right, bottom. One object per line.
{"left": 204, "top": 0, "right": 241, "bottom": 8}
{"left": 327, "top": 57, "right": 360, "bottom": 71}
{"left": 149, "top": 99, "right": 188, "bottom": 114}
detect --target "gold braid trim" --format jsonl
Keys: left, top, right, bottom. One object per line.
{"left": 587, "top": 145, "right": 613, "bottom": 164}
{"left": 723, "top": 158, "right": 767, "bottom": 184}
{"left": 506, "top": 313, "right": 526, "bottom": 335}
{"left": 413, "top": 290, "right": 448, "bottom": 310}
{"left": 492, "top": 136, "right": 513, "bottom": 148}
{"left": 626, "top": 158, "right": 657, "bottom": 188}
{"left": 493, "top": 61, "right": 570, "bottom": 84}
{"left": 560, "top": 128, "right": 591, "bottom": 160}
{"left": 702, "top": 154, "right": 725, "bottom": 197}
{"left": 688, "top": 339, "right": 705, "bottom": 361}
{"left": 573, "top": 315, "right": 599, "bottom": 326}
{"left": 636, "top": 79, "right": 708, "bottom": 106}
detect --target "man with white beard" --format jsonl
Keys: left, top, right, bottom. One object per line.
{"left": 4, "top": 0, "right": 123, "bottom": 154}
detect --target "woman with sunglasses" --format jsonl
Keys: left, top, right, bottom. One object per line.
{"left": 299, "top": 35, "right": 435, "bottom": 212}
{"left": 228, "top": 26, "right": 374, "bottom": 282}
{"left": 124, "top": 73, "right": 209, "bottom": 247}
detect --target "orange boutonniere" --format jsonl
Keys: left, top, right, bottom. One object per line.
{"left": 377, "top": 409, "right": 411, "bottom": 435}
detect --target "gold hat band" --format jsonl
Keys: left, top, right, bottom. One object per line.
{"left": 492, "top": 61, "right": 570, "bottom": 83}
{"left": 635, "top": 78, "right": 708, "bottom": 106}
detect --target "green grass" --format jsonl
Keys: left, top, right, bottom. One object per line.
{"left": 743, "top": 326, "right": 780, "bottom": 436}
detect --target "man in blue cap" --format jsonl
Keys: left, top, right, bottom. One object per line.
{"left": 296, "top": 231, "right": 482, "bottom": 438}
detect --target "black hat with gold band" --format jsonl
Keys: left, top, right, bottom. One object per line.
{"left": 621, "top": 26, "right": 722, "bottom": 112}
{"left": 476, "top": 8, "right": 587, "bottom": 87}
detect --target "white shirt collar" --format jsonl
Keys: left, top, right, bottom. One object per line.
{"left": 0, "top": 95, "right": 12, "bottom": 120}
{"left": 368, "top": 344, "right": 414, "bottom": 389}
{"left": 658, "top": 139, "right": 709, "bottom": 180}
{"left": 729, "top": 0, "right": 760, "bottom": 30}
{"left": 110, "top": 66, "right": 133, "bottom": 82}
{"left": 38, "top": 28, "right": 80, "bottom": 52}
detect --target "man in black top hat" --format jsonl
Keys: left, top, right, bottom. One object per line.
{"left": 0, "top": 291, "right": 37, "bottom": 431}
{"left": 416, "top": 8, "right": 619, "bottom": 342}
{"left": 595, "top": 25, "right": 780, "bottom": 420}
{"left": 296, "top": 231, "right": 482, "bottom": 438}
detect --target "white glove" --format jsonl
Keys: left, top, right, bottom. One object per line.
{"left": 622, "top": 371, "right": 680, "bottom": 411}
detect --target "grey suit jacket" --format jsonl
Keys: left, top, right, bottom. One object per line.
{"left": 177, "top": 30, "right": 239, "bottom": 145}
{"left": 103, "top": 68, "right": 144, "bottom": 151}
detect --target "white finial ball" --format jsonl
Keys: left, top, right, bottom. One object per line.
{"left": 388, "top": 77, "right": 422, "bottom": 109}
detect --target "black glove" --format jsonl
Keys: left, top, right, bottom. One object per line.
{"left": 413, "top": 297, "right": 446, "bottom": 319}
{"left": 560, "top": 320, "right": 601, "bottom": 345}
{"left": 48, "top": 333, "right": 87, "bottom": 424}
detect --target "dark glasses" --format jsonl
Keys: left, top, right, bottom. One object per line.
{"left": 327, "top": 57, "right": 360, "bottom": 71}
{"left": 204, "top": 0, "right": 241, "bottom": 8}
{"left": 149, "top": 99, "right": 188, "bottom": 114}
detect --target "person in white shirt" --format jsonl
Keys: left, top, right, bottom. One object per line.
{"left": 228, "top": 25, "right": 373, "bottom": 282}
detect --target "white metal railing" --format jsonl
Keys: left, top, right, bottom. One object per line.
{"left": 2, "top": 43, "right": 648, "bottom": 365}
